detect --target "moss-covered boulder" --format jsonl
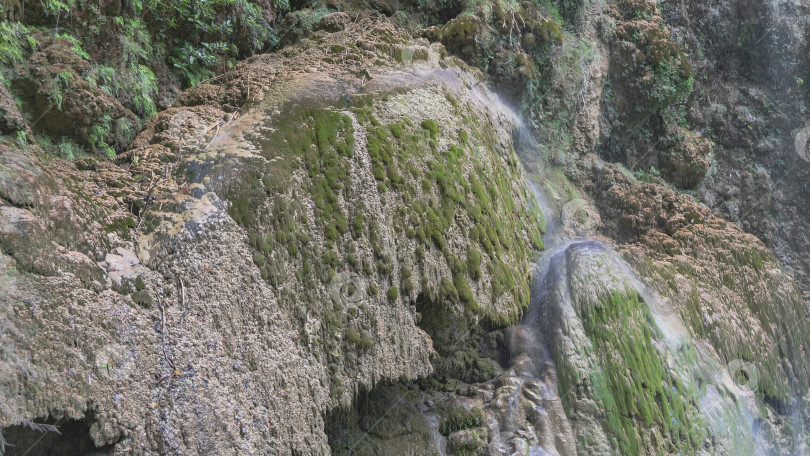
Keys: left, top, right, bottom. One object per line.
{"left": 0, "top": 15, "right": 546, "bottom": 454}
{"left": 544, "top": 241, "right": 705, "bottom": 455}
{"left": 438, "top": 2, "right": 562, "bottom": 104}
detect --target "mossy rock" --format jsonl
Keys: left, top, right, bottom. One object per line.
{"left": 441, "top": 15, "right": 484, "bottom": 62}
{"left": 447, "top": 427, "right": 488, "bottom": 454}
{"left": 436, "top": 397, "right": 484, "bottom": 435}
{"left": 131, "top": 290, "right": 153, "bottom": 308}
{"left": 550, "top": 243, "right": 706, "bottom": 456}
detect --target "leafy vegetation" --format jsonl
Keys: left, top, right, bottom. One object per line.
{"left": 438, "top": 400, "right": 482, "bottom": 435}
{"left": 37, "top": 135, "right": 85, "bottom": 160}
{"left": 0, "top": 22, "right": 37, "bottom": 80}
{"left": 47, "top": 70, "right": 74, "bottom": 110}
{"left": 88, "top": 115, "right": 117, "bottom": 158}
{"left": 1, "top": 0, "right": 288, "bottom": 149}
{"left": 647, "top": 57, "right": 694, "bottom": 113}
{"left": 89, "top": 64, "right": 158, "bottom": 118}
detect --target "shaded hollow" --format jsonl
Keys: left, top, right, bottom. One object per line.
{"left": 2, "top": 412, "right": 115, "bottom": 456}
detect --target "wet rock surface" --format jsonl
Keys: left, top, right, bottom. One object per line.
{"left": 327, "top": 329, "right": 575, "bottom": 456}
{"left": 0, "top": 15, "right": 544, "bottom": 455}
{"left": 1, "top": 0, "right": 809, "bottom": 454}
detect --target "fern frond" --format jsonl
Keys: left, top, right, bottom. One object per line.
{"left": 21, "top": 421, "right": 62, "bottom": 435}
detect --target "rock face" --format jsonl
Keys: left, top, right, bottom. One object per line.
{"left": 665, "top": 0, "right": 810, "bottom": 302}
{"left": 534, "top": 235, "right": 809, "bottom": 455}
{"left": 555, "top": 0, "right": 810, "bottom": 302}
{"left": 0, "top": 16, "right": 544, "bottom": 455}
{"left": 2, "top": 0, "right": 810, "bottom": 455}
{"left": 521, "top": 0, "right": 810, "bottom": 449}
{"left": 538, "top": 241, "right": 704, "bottom": 455}
{"left": 327, "top": 324, "right": 575, "bottom": 456}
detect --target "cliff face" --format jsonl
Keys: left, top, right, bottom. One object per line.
{"left": 528, "top": 0, "right": 810, "bottom": 452}
{"left": 669, "top": 0, "right": 810, "bottom": 300}
{"left": 0, "top": 15, "right": 545, "bottom": 454}
{"left": 1, "top": 0, "right": 810, "bottom": 455}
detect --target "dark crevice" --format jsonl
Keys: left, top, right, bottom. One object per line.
{"left": 436, "top": 0, "right": 464, "bottom": 23}
{"left": 1, "top": 412, "right": 116, "bottom": 456}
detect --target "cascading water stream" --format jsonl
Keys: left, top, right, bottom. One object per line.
{"left": 518, "top": 178, "right": 810, "bottom": 455}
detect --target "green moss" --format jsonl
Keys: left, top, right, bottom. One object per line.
{"left": 421, "top": 119, "right": 439, "bottom": 139}
{"left": 569, "top": 290, "right": 706, "bottom": 456}
{"left": 252, "top": 252, "right": 266, "bottom": 267}
{"left": 457, "top": 129, "right": 468, "bottom": 144}
{"left": 453, "top": 273, "right": 477, "bottom": 312}
{"left": 345, "top": 111, "right": 543, "bottom": 328}
{"left": 386, "top": 286, "right": 399, "bottom": 302}
{"left": 330, "top": 373, "right": 344, "bottom": 399}
{"left": 324, "top": 223, "right": 339, "bottom": 241}
{"left": 345, "top": 328, "right": 361, "bottom": 345}
{"left": 351, "top": 210, "right": 366, "bottom": 239}
{"left": 491, "top": 262, "right": 515, "bottom": 301}
{"left": 131, "top": 290, "right": 153, "bottom": 308}
{"left": 359, "top": 334, "right": 373, "bottom": 349}
{"left": 388, "top": 122, "right": 404, "bottom": 139}
{"left": 104, "top": 217, "right": 136, "bottom": 241}
{"left": 401, "top": 266, "right": 414, "bottom": 295}
{"left": 322, "top": 251, "right": 339, "bottom": 269}
{"left": 440, "top": 277, "right": 459, "bottom": 302}
{"left": 467, "top": 248, "right": 482, "bottom": 280}
{"left": 218, "top": 93, "right": 544, "bottom": 375}
{"left": 437, "top": 401, "right": 483, "bottom": 435}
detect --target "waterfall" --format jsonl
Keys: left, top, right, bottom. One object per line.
{"left": 521, "top": 180, "right": 810, "bottom": 455}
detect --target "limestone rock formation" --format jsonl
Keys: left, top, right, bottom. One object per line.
{"left": 0, "top": 16, "right": 544, "bottom": 455}
{"left": 1, "top": 0, "right": 809, "bottom": 455}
